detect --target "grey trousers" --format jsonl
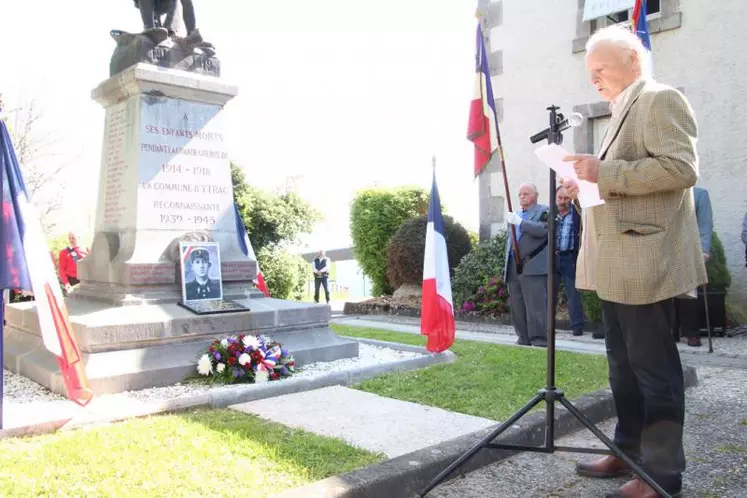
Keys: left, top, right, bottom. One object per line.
{"left": 507, "top": 259, "right": 548, "bottom": 345}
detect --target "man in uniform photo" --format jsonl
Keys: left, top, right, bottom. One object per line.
{"left": 184, "top": 247, "right": 221, "bottom": 300}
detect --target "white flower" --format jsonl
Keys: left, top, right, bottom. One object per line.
{"left": 242, "top": 335, "right": 260, "bottom": 349}
{"left": 216, "top": 363, "right": 226, "bottom": 373}
{"left": 220, "top": 338, "right": 229, "bottom": 348}
{"left": 238, "top": 353, "right": 251, "bottom": 366}
{"left": 197, "top": 354, "right": 213, "bottom": 376}
{"left": 255, "top": 368, "right": 269, "bottom": 383}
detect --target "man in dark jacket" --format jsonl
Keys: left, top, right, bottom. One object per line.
{"left": 184, "top": 248, "right": 221, "bottom": 300}
{"left": 312, "top": 250, "right": 330, "bottom": 304}
{"left": 504, "top": 184, "right": 549, "bottom": 347}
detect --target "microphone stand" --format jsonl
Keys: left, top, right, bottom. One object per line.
{"left": 418, "top": 106, "right": 672, "bottom": 498}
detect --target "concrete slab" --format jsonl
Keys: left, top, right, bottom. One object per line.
{"left": 230, "top": 385, "right": 498, "bottom": 458}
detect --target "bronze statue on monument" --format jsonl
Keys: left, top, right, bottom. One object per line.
{"left": 109, "top": 0, "right": 218, "bottom": 77}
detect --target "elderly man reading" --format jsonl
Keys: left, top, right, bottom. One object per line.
{"left": 563, "top": 25, "right": 706, "bottom": 498}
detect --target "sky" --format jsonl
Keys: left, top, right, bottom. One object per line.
{"left": 0, "top": 1, "right": 480, "bottom": 250}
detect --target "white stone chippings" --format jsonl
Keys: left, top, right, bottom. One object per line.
{"left": 2, "top": 344, "right": 424, "bottom": 408}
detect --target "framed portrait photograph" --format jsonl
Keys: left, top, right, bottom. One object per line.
{"left": 179, "top": 241, "right": 223, "bottom": 303}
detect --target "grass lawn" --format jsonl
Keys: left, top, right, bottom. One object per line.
{"left": 332, "top": 324, "right": 610, "bottom": 421}
{"left": 299, "top": 290, "right": 349, "bottom": 303}
{"left": 0, "top": 409, "right": 383, "bottom": 497}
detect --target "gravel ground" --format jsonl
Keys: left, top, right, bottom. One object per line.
{"left": 342, "top": 315, "right": 747, "bottom": 360}
{"left": 428, "top": 366, "right": 747, "bottom": 498}
{"left": 2, "top": 343, "right": 424, "bottom": 407}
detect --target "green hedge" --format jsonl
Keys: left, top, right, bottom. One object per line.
{"left": 349, "top": 187, "right": 429, "bottom": 296}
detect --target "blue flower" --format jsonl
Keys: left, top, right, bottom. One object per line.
{"left": 213, "top": 352, "right": 222, "bottom": 361}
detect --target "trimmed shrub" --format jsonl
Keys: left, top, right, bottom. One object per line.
{"left": 350, "top": 187, "right": 429, "bottom": 296}
{"left": 706, "top": 232, "right": 730, "bottom": 292}
{"left": 257, "top": 246, "right": 309, "bottom": 300}
{"left": 386, "top": 215, "right": 472, "bottom": 289}
{"left": 452, "top": 231, "right": 508, "bottom": 309}
{"left": 581, "top": 291, "right": 603, "bottom": 323}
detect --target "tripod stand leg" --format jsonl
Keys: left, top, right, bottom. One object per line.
{"left": 558, "top": 397, "right": 672, "bottom": 498}
{"left": 418, "top": 393, "right": 545, "bottom": 498}
{"left": 702, "top": 285, "right": 713, "bottom": 353}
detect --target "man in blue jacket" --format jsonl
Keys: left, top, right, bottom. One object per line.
{"left": 672, "top": 186, "right": 713, "bottom": 347}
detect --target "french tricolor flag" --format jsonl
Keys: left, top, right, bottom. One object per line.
{"left": 467, "top": 23, "right": 499, "bottom": 177}
{"left": 420, "top": 170, "right": 455, "bottom": 353}
{"left": 234, "top": 203, "right": 270, "bottom": 297}
{"left": 632, "top": 0, "right": 653, "bottom": 75}
{"left": 1, "top": 119, "right": 93, "bottom": 412}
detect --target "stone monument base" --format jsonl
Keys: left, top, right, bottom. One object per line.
{"left": 2, "top": 297, "right": 358, "bottom": 395}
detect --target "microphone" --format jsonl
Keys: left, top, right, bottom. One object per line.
{"left": 529, "top": 112, "right": 584, "bottom": 144}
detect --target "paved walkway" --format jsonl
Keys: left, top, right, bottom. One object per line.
{"left": 331, "top": 314, "right": 747, "bottom": 497}
{"left": 332, "top": 315, "right": 747, "bottom": 370}
{"left": 428, "top": 366, "right": 747, "bottom": 498}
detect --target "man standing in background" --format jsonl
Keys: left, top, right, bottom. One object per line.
{"left": 554, "top": 185, "right": 585, "bottom": 337}
{"left": 312, "top": 250, "right": 331, "bottom": 304}
{"left": 504, "top": 184, "right": 549, "bottom": 347}
{"left": 672, "top": 186, "right": 713, "bottom": 347}
{"left": 58, "top": 232, "right": 88, "bottom": 292}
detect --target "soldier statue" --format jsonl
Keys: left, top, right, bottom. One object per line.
{"left": 132, "top": 0, "right": 213, "bottom": 51}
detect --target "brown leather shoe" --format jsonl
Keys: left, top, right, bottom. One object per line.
{"left": 605, "top": 477, "right": 682, "bottom": 498}
{"left": 576, "top": 455, "right": 632, "bottom": 478}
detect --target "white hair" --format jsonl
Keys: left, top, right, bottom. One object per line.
{"left": 585, "top": 25, "right": 652, "bottom": 79}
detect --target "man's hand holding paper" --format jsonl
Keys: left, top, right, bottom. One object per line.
{"left": 533, "top": 144, "right": 604, "bottom": 208}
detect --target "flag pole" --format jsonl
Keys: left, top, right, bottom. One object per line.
{"left": 1, "top": 292, "right": 5, "bottom": 430}
{"left": 475, "top": 13, "right": 521, "bottom": 264}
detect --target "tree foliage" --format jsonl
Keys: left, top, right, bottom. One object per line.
{"left": 231, "top": 164, "right": 321, "bottom": 253}
{"left": 386, "top": 215, "right": 472, "bottom": 289}
{"left": 231, "top": 163, "right": 320, "bottom": 300}
{"left": 257, "top": 246, "right": 309, "bottom": 300}
{"left": 349, "top": 187, "right": 429, "bottom": 296}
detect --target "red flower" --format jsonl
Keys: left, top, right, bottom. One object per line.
{"left": 228, "top": 357, "right": 236, "bottom": 365}
{"left": 270, "top": 372, "right": 279, "bottom": 381}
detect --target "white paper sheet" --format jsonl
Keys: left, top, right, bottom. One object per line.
{"left": 534, "top": 144, "right": 605, "bottom": 208}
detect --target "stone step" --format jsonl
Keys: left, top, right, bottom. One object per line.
{"left": 3, "top": 297, "right": 358, "bottom": 395}
{"left": 5, "top": 297, "right": 331, "bottom": 353}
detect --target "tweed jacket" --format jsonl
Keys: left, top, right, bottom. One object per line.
{"left": 577, "top": 79, "right": 707, "bottom": 305}
{"left": 503, "top": 203, "right": 550, "bottom": 278}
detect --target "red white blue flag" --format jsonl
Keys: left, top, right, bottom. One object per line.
{"left": 0, "top": 119, "right": 93, "bottom": 409}
{"left": 631, "top": 0, "right": 652, "bottom": 50}
{"left": 420, "top": 171, "right": 455, "bottom": 353}
{"left": 632, "top": 0, "right": 653, "bottom": 75}
{"left": 467, "top": 23, "right": 500, "bottom": 177}
{"left": 234, "top": 203, "right": 270, "bottom": 297}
